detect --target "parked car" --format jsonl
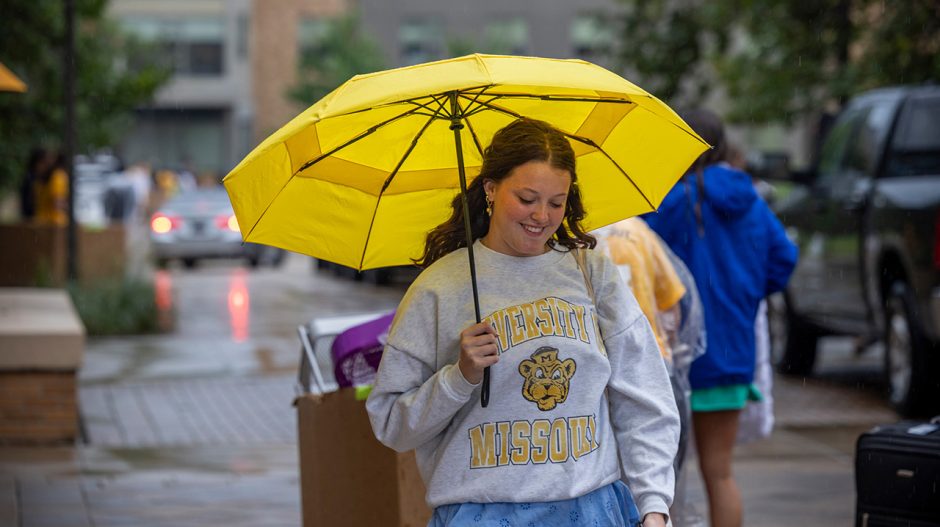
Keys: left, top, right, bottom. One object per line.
{"left": 313, "top": 259, "right": 420, "bottom": 285}
{"left": 150, "top": 187, "right": 285, "bottom": 269}
{"left": 772, "top": 85, "right": 940, "bottom": 415}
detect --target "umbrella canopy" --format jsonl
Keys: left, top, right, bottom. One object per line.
{"left": 224, "top": 54, "right": 708, "bottom": 271}
{"left": 0, "top": 63, "right": 27, "bottom": 93}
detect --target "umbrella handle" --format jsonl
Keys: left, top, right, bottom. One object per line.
{"left": 449, "top": 91, "right": 489, "bottom": 408}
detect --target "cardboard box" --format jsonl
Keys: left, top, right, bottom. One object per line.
{"left": 296, "top": 389, "right": 431, "bottom": 527}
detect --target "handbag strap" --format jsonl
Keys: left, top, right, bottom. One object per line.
{"left": 574, "top": 253, "right": 630, "bottom": 489}
{"left": 573, "top": 248, "right": 607, "bottom": 356}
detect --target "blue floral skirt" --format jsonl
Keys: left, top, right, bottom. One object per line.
{"left": 428, "top": 480, "right": 640, "bottom": 527}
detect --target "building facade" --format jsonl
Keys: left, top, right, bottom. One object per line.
{"left": 110, "top": 0, "right": 346, "bottom": 179}
{"left": 109, "top": 0, "right": 624, "bottom": 179}
{"left": 357, "top": 0, "right": 620, "bottom": 69}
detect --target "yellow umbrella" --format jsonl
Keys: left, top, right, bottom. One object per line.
{"left": 225, "top": 53, "right": 708, "bottom": 406}
{"left": 0, "top": 63, "right": 27, "bottom": 93}
{"left": 224, "top": 53, "right": 707, "bottom": 271}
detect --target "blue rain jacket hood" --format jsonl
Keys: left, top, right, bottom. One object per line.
{"left": 645, "top": 163, "right": 797, "bottom": 390}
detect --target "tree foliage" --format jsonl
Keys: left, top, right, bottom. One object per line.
{"left": 615, "top": 0, "right": 940, "bottom": 124}
{"left": 289, "top": 15, "right": 386, "bottom": 106}
{"left": 0, "top": 0, "right": 169, "bottom": 195}
{"left": 616, "top": 1, "right": 729, "bottom": 108}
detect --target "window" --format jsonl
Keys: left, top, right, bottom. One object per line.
{"left": 570, "top": 14, "right": 614, "bottom": 60}
{"left": 843, "top": 110, "right": 884, "bottom": 178}
{"left": 892, "top": 95, "right": 940, "bottom": 152}
{"left": 298, "top": 17, "right": 331, "bottom": 59}
{"left": 399, "top": 19, "right": 442, "bottom": 66}
{"left": 121, "top": 17, "right": 225, "bottom": 76}
{"left": 885, "top": 94, "right": 940, "bottom": 178}
{"left": 236, "top": 14, "right": 249, "bottom": 59}
{"left": 816, "top": 107, "right": 865, "bottom": 183}
{"left": 483, "top": 19, "right": 529, "bottom": 55}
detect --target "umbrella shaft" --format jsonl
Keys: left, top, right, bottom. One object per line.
{"left": 450, "top": 91, "right": 488, "bottom": 407}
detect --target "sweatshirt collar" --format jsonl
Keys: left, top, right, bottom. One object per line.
{"left": 473, "top": 239, "right": 570, "bottom": 273}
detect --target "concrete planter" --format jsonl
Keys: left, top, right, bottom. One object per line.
{"left": 0, "top": 289, "right": 85, "bottom": 444}
{"left": 0, "top": 223, "right": 126, "bottom": 286}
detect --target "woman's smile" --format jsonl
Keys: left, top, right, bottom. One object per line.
{"left": 482, "top": 160, "right": 571, "bottom": 257}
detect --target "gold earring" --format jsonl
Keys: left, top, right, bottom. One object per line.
{"left": 485, "top": 195, "right": 493, "bottom": 216}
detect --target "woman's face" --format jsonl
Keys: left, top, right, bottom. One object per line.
{"left": 482, "top": 160, "right": 571, "bottom": 257}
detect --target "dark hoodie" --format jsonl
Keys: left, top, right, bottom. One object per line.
{"left": 645, "top": 164, "right": 797, "bottom": 390}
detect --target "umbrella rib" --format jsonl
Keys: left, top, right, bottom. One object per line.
{"left": 469, "top": 97, "right": 656, "bottom": 211}
{"left": 356, "top": 109, "right": 443, "bottom": 270}
{"left": 242, "top": 105, "right": 426, "bottom": 244}
{"left": 450, "top": 93, "right": 486, "bottom": 156}
{"left": 378, "top": 84, "right": 490, "bottom": 111}
{"left": 464, "top": 97, "right": 526, "bottom": 120}
{"left": 457, "top": 86, "right": 492, "bottom": 117}
{"left": 428, "top": 93, "right": 453, "bottom": 119}
{"left": 565, "top": 134, "right": 657, "bottom": 211}
{"left": 297, "top": 106, "right": 425, "bottom": 174}
{"left": 462, "top": 115, "right": 485, "bottom": 157}
{"left": 407, "top": 96, "right": 448, "bottom": 118}
{"left": 481, "top": 93, "right": 635, "bottom": 105}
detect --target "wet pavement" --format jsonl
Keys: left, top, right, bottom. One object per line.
{"left": 1, "top": 251, "right": 902, "bottom": 526}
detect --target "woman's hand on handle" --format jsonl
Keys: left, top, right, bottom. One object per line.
{"left": 458, "top": 321, "right": 499, "bottom": 385}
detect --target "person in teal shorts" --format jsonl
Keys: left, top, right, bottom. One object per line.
{"left": 644, "top": 109, "right": 798, "bottom": 527}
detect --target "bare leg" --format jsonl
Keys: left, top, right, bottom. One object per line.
{"left": 693, "top": 409, "right": 742, "bottom": 527}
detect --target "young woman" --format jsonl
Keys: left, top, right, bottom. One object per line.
{"left": 645, "top": 109, "right": 798, "bottom": 527}
{"left": 367, "top": 118, "right": 680, "bottom": 527}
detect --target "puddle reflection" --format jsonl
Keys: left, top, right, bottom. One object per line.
{"left": 228, "top": 270, "right": 250, "bottom": 342}
{"left": 154, "top": 270, "right": 174, "bottom": 331}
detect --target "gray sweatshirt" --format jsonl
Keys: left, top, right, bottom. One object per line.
{"left": 366, "top": 241, "right": 679, "bottom": 517}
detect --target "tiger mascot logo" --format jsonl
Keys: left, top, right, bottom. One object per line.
{"left": 518, "top": 347, "right": 577, "bottom": 411}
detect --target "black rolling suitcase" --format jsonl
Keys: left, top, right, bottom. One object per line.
{"left": 855, "top": 418, "right": 940, "bottom": 527}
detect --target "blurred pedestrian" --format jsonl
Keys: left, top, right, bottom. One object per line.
{"left": 594, "top": 217, "right": 705, "bottom": 522}
{"left": 176, "top": 156, "right": 197, "bottom": 193}
{"left": 724, "top": 143, "right": 777, "bottom": 445}
{"left": 152, "top": 168, "right": 180, "bottom": 210}
{"left": 644, "top": 109, "right": 798, "bottom": 527}
{"left": 34, "top": 151, "right": 69, "bottom": 226}
{"left": 595, "top": 218, "right": 685, "bottom": 363}
{"left": 19, "top": 148, "right": 52, "bottom": 221}
{"left": 123, "top": 161, "right": 152, "bottom": 221}
{"left": 367, "top": 118, "right": 679, "bottom": 527}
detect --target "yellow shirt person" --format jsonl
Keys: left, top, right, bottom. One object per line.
{"left": 597, "top": 217, "right": 686, "bottom": 361}
{"left": 34, "top": 167, "right": 69, "bottom": 226}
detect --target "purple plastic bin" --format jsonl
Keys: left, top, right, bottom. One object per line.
{"left": 330, "top": 311, "right": 395, "bottom": 388}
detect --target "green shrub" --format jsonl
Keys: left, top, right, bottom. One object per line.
{"left": 68, "top": 278, "right": 171, "bottom": 336}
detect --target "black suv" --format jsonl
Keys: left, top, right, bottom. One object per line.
{"left": 772, "top": 85, "right": 940, "bottom": 415}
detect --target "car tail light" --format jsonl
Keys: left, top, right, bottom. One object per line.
{"left": 216, "top": 214, "right": 239, "bottom": 232}
{"left": 151, "top": 213, "right": 180, "bottom": 234}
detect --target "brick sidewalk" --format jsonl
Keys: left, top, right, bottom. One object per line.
{"left": 77, "top": 370, "right": 896, "bottom": 449}
{"left": 80, "top": 375, "right": 297, "bottom": 447}
{"left": 773, "top": 374, "right": 896, "bottom": 428}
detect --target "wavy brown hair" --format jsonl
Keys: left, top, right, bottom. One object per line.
{"left": 415, "top": 118, "right": 596, "bottom": 268}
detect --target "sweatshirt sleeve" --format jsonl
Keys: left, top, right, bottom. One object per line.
{"left": 366, "top": 283, "right": 478, "bottom": 452}
{"left": 761, "top": 202, "right": 798, "bottom": 296}
{"left": 591, "top": 252, "right": 681, "bottom": 518}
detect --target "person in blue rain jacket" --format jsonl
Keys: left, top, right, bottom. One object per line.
{"left": 644, "top": 109, "right": 797, "bottom": 527}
